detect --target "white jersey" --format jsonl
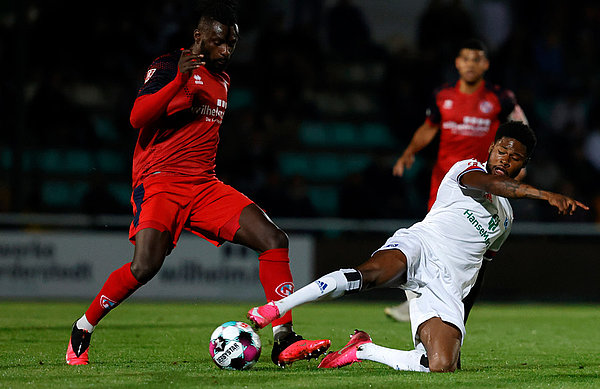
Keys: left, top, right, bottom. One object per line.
{"left": 397, "top": 159, "right": 513, "bottom": 298}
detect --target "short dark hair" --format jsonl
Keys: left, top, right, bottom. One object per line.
{"left": 495, "top": 121, "right": 537, "bottom": 158}
{"left": 198, "top": 0, "right": 238, "bottom": 27}
{"left": 458, "top": 39, "right": 488, "bottom": 57}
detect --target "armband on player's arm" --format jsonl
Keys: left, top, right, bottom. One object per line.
{"left": 130, "top": 71, "right": 187, "bottom": 129}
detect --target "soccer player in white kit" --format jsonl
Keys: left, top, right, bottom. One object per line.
{"left": 247, "top": 122, "right": 588, "bottom": 372}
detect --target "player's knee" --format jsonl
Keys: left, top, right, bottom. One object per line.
{"left": 130, "top": 257, "right": 163, "bottom": 284}
{"left": 262, "top": 227, "right": 289, "bottom": 250}
{"left": 428, "top": 354, "right": 457, "bottom": 373}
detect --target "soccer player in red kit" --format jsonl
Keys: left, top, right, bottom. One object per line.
{"left": 393, "top": 39, "right": 528, "bottom": 210}
{"left": 387, "top": 39, "right": 527, "bottom": 325}
{"left": 66, "top": 0, "right": 329, "bottom": 367}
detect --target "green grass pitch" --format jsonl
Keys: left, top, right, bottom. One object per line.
{"left": 1, "top": 301, "right": 599, "bottom": 388}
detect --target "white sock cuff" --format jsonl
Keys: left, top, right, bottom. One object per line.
{"left": 318, "top": 269, "right": 361, "bottom": 299}
{"left": 76, "top": 314, "right": 95, "bottom": 333}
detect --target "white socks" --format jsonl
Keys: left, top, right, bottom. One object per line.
{"left": 273, "top": 269, "right": 361, "bottom": 317}
{"left": 76, "top": 314, "right": 95, "bottom": 333}
{"left": 356, "top": 343, "right": 429, "bottom": 372}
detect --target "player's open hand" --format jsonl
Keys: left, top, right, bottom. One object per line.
{"left": 546, "top": 193, "right": 589, "bottom": 215}
{"left": 393, "top": 153, "right": 415, "bottom": 177}
{"left": 178, "top": 49, "right": 205, "bottom": 76}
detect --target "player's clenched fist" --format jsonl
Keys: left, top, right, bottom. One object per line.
{"left": 178, "top": 49, "right": 205, "bottom": 75}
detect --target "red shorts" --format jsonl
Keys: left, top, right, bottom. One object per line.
{"left": 128, "top": 174, "right": 254, "bottom": 247}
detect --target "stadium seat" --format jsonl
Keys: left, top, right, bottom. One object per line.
{"left": 279, "top": 153, "right": 311, "bottom": 177}
{"left": 307, "top": 186, "right": 339, "bottom": 216}
{"left": 96, "top": 150, "right": 126, "bottom": 174}
{"left": 108, "top": 182, "right": 132, "bottom": 208}
{"left": 228, "top": 88, "right": 254, "bottom": 110}
{"left": 331, "top": 122, "right": 359, "bottom": 146}
{"left": 64, "top": 150, "right": 95, "bottom": 173}
{"left": 279, "top": 152, "right": 373, "bottom": 182}
{"left": 359, "top": 122, "right": 396, "bottom": 147}
{"left": 298, "top": 121, "right": 328, "bottom": 146}
{"left": 42, "top": 181, "right": 88, "bottom": 208}
{"left": 0, "top": 148, "right": 11, "bottom": 170}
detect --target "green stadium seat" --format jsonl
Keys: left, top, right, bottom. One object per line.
{"left": 331, "top": 122, "right": 359, "bottom": 146}
{"left": 312, "top": 153, "right": 342, "bottom": 180}
{"left": 108, "top": 182, "right": 132, "bottom": 208}
{"left": 96, "top": 150, "right": 126, "bottom": 173}
{"left": 1, "top": 148, "right": 12, "bottom": 170}
{"left": 279, "top": 152, "right": 373, "bottom": 182}
{"left": 228, "top": 88, "right": 254, "bottom": 110}
{"left": 42, "top": 181, "right": 88, "bottom": 208}
{"left": 279, "top": 153, "right": 311, "bottom": 177}
{"left": 308, "top": 186, "right": 339, "bottom": 216}
{"left": 359, "top": 122, "right": 396, "bottom": 147}
{"left": 63, "top": 150, "right": 94, "bottom": 173}
{"left": 299, "top": 121, "right": 328, "bottom": 146}
{"left": 344, "top": 154, "right": 372, "bottom": 173}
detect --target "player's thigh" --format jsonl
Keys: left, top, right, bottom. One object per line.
{"left": 356, "top": 249, "right": 407, "bottom": 289}
{"left": 234, "top": 204, "right": 288, "bottom": 252}
{"left": 187, "top": 180, "right": 254, "bottom": 246}
{"left": 418, "top": 317, "right": 461, "bottom": 372}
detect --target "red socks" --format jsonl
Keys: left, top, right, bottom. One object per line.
{"left": 258, "top": 248, "right": 294, "bottom": 326}
{"left": 84, "top": 262, "right": 143, "bottom": 326}
{"left": 85, "top": 251, "right": 294, "bottom": 328}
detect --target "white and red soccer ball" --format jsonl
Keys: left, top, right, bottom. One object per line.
{"left": 209, "top": 321, "right": 261, "bottom": 370}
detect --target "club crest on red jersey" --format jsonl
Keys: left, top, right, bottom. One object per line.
{"left": 144, "top": 69, "right": 156, "bottom": 84}
{"left": 479, "top": 100, "right": 493, "bottom": 113}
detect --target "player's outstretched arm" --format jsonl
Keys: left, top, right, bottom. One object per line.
{"left": 393, "top": 121, "right": 439, "bottom": 176}
{"left": 461, "top": 171, "right": 589, "bottom": 215}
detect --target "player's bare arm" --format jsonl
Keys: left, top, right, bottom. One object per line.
{"left": 393, "top": 121, "right": 439, "bottom": 176}
{"left": 507, "top": 104, "right": 528, "bottom": 125}
{"left": 461, "top": 171, "right": 588, "bottom": 215}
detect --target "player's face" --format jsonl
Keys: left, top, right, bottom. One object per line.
{"left": 486, "top": 137, "right": 528, "bottom": 178}
{"left": 194, "top": 20, "right": 238, "bottom": 72}
{"left": 455, "top": 48, "right": 489, "bottom": 85}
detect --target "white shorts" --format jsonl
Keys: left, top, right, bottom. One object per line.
{"left": 375, "top": 228, "right": 466, "bottom": 346}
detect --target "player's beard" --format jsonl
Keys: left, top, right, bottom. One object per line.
{"left": 200, "top": 41, "right": 228, "bottom": 73}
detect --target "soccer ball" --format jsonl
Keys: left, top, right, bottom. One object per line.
{"left": 209, "top": 321, "right": 261, "bottom": 370}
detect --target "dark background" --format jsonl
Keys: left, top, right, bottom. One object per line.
{"left": 1, "top": 1, "right": 599, "bottom": 301}
{"left": 1, "top": 0, "right": 599, "bottom": 221}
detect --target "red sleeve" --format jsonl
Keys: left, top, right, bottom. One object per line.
{"left": 130, "top": 71, "right": 188, "bottom": 129}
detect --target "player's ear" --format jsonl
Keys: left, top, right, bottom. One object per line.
{"left": 482, "top": 57, "right": 490, "bottom": 71}
{"left": 194, "top": 28, "right": 202, "bottom": 41}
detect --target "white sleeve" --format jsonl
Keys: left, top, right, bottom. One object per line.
{"left": 455, "top": 159, "right": 487, "bottom": 190}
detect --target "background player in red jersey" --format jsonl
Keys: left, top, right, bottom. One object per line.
{"left": 387, "top": 39, "right": 528, "bottom": 324}
{"left": 65, "top": 0, "right": 329, "bottom": 367}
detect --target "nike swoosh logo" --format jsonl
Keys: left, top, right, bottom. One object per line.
{"left": 337, "top": 343, "right": 356, "bottom": 355}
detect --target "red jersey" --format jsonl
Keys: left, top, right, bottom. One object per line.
{"left": 130, "top": 51, "right": 230, "bottom": 186}
{"left": 425, "top": 80, "right": 516, "bottom": 208}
